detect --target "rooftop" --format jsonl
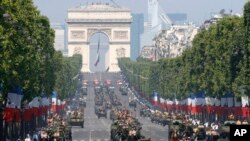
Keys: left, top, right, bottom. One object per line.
{"left": 68, "top": 3, "right": 130, "bottom": 12}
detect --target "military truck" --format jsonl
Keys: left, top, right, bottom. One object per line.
{"left": 68, "top": 109, "right": 84, "bottom": 128}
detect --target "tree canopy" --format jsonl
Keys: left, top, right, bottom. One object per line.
{"left": 119, "top": 2, "right": 250, "bottom": 99}
{"left": 0, "top": 0, "right": 82, "bottom": 102}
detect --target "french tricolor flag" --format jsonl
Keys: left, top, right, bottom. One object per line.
{"left": 151, "top": 91, "right": 159, "bottom": 106}
{"left": 7, "top": 86, "right": 23, "bottom": 109}
{"left": 51, "top": 91, "right": 57, "bottom": 112}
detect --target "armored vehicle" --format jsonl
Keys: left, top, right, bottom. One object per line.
{"left": 41, "top": 114, "right": 72, "bottom": 141}
{"left": 150, "top": 112, "right": 168, "bottom": 126}
{"left": 220, "top": 120, "right": 236, "bottom": 139}
{"left": 140, "top": 108, "right": 151, "bottom": 117}
{"left": 94, "top": 86, "right": 101, "bottom": 94}
{"left": 41, "top": 126, "right": 72, "bottom": 141}
{"left": 108, "top": 86, "right": 115, "bottom": 95}
{"left": 83, "top": 80, "right": 88, "bottom": 86}
{"left": 95, "top": 106, "right": 107, "bottom": 119}
{"left": 120, "top": 86, "right": 128, "bottom": 95}
{"left": 95, "top": 95, "right": 104, "bottom": 106}
{"left": 169, "top": 120, "right": 185, "bottom": 140}
{"left": 112, "top": 99, "right": 122, "bottom": 107}
{"left": 193, "top": 125, "right": 206, "bottom": 141}
{"left": 104, "top": 80, "right": 112, "bottom": 91}
{"left": 79, "top": 97, "right": 87, "bottom": 107}
{"left": 68, "top": 109, "right": 84, "bottom": 128}
{"left": 105, "top": 101, "right": 112, "bottom": 109}
{"left": 110, "top": 109, "right": 150, "bottom": 141}
{"left": 81, "top": 86, "right": 88, "bottom": 95}
{"left": 129, "top": 100, "right": 137, "bottom": 108}
{"left": 206, "top": 128, "right": 220, "bottom": 141}
{"left": 93, "top": 79, "right": 100, "bottom": 86}
{"left": 110, "top": 109, "right": 117, "bottom": 121}
{"left": 111, "top": 121, "right": 143, "bottom": 141}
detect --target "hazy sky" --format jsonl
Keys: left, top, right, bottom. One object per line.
{"left": 33, "top": 0, "right": 246, "bottom": 24}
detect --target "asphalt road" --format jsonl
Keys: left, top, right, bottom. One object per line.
{"left": 71, "top": 72, "right": 168, "bottom": 141}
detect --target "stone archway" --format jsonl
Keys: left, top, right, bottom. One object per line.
{"left": 67, "top": 3, "right": 131, "bottom": 72}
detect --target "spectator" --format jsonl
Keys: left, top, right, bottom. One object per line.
{"left": 25, "top": 134, "right": 31, "bottom": 141}
{"left": 6, "top": 135, "right": 10, "bottom": 141}
{"left": 204, "top": 122, "right": 209, "bottom": 128}
{"left": 32, "top": 131, "right": 38, "bottom": 141}
{"left": 16, "top": 136, "right": 22, "bottom": 141}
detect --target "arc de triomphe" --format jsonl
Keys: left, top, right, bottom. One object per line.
{"left": 67, "top": 3, "right": 131, "bottom": 72}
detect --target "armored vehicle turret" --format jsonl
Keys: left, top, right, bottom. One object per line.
{"left": 68, "top": 109, "right": 84, "bottom": 128}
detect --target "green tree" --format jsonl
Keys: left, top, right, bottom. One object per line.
{"left": 0, "top": 0, "right": 58, "bottom": 101}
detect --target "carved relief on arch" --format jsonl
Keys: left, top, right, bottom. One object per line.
{"left": 73, "top": 46, "right": 82, "bottom": 54}
{"left": 70, "top": 30, "right": 85, "bottom": 39}
{"left": 116, "top": 47, "right": 126, "bottom": 58}
{"left": 87, "top": 28, "right": 111, "bottom": 40}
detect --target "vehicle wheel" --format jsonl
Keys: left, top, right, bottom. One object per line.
{"left": 82, "top": 122, "right": 84, "bottom": 128}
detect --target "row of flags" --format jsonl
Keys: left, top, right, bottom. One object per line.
{"left": 4, "top": 95, "right": 51, "bottom": 123}
{"left": 6, "top": 86, "right": 23, "bottom": 108}
{"left": 150, "top": 91, "right": 250, "bottom": 117}
{"left": 3, "top": 87, "right": 65, "bottom": 123}
{"left": 151, "top": 91, "right": 249, "bottom": 107}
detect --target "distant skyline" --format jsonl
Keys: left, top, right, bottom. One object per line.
{"left": 33, "top": 0, "right": 246, "bottom": 25}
